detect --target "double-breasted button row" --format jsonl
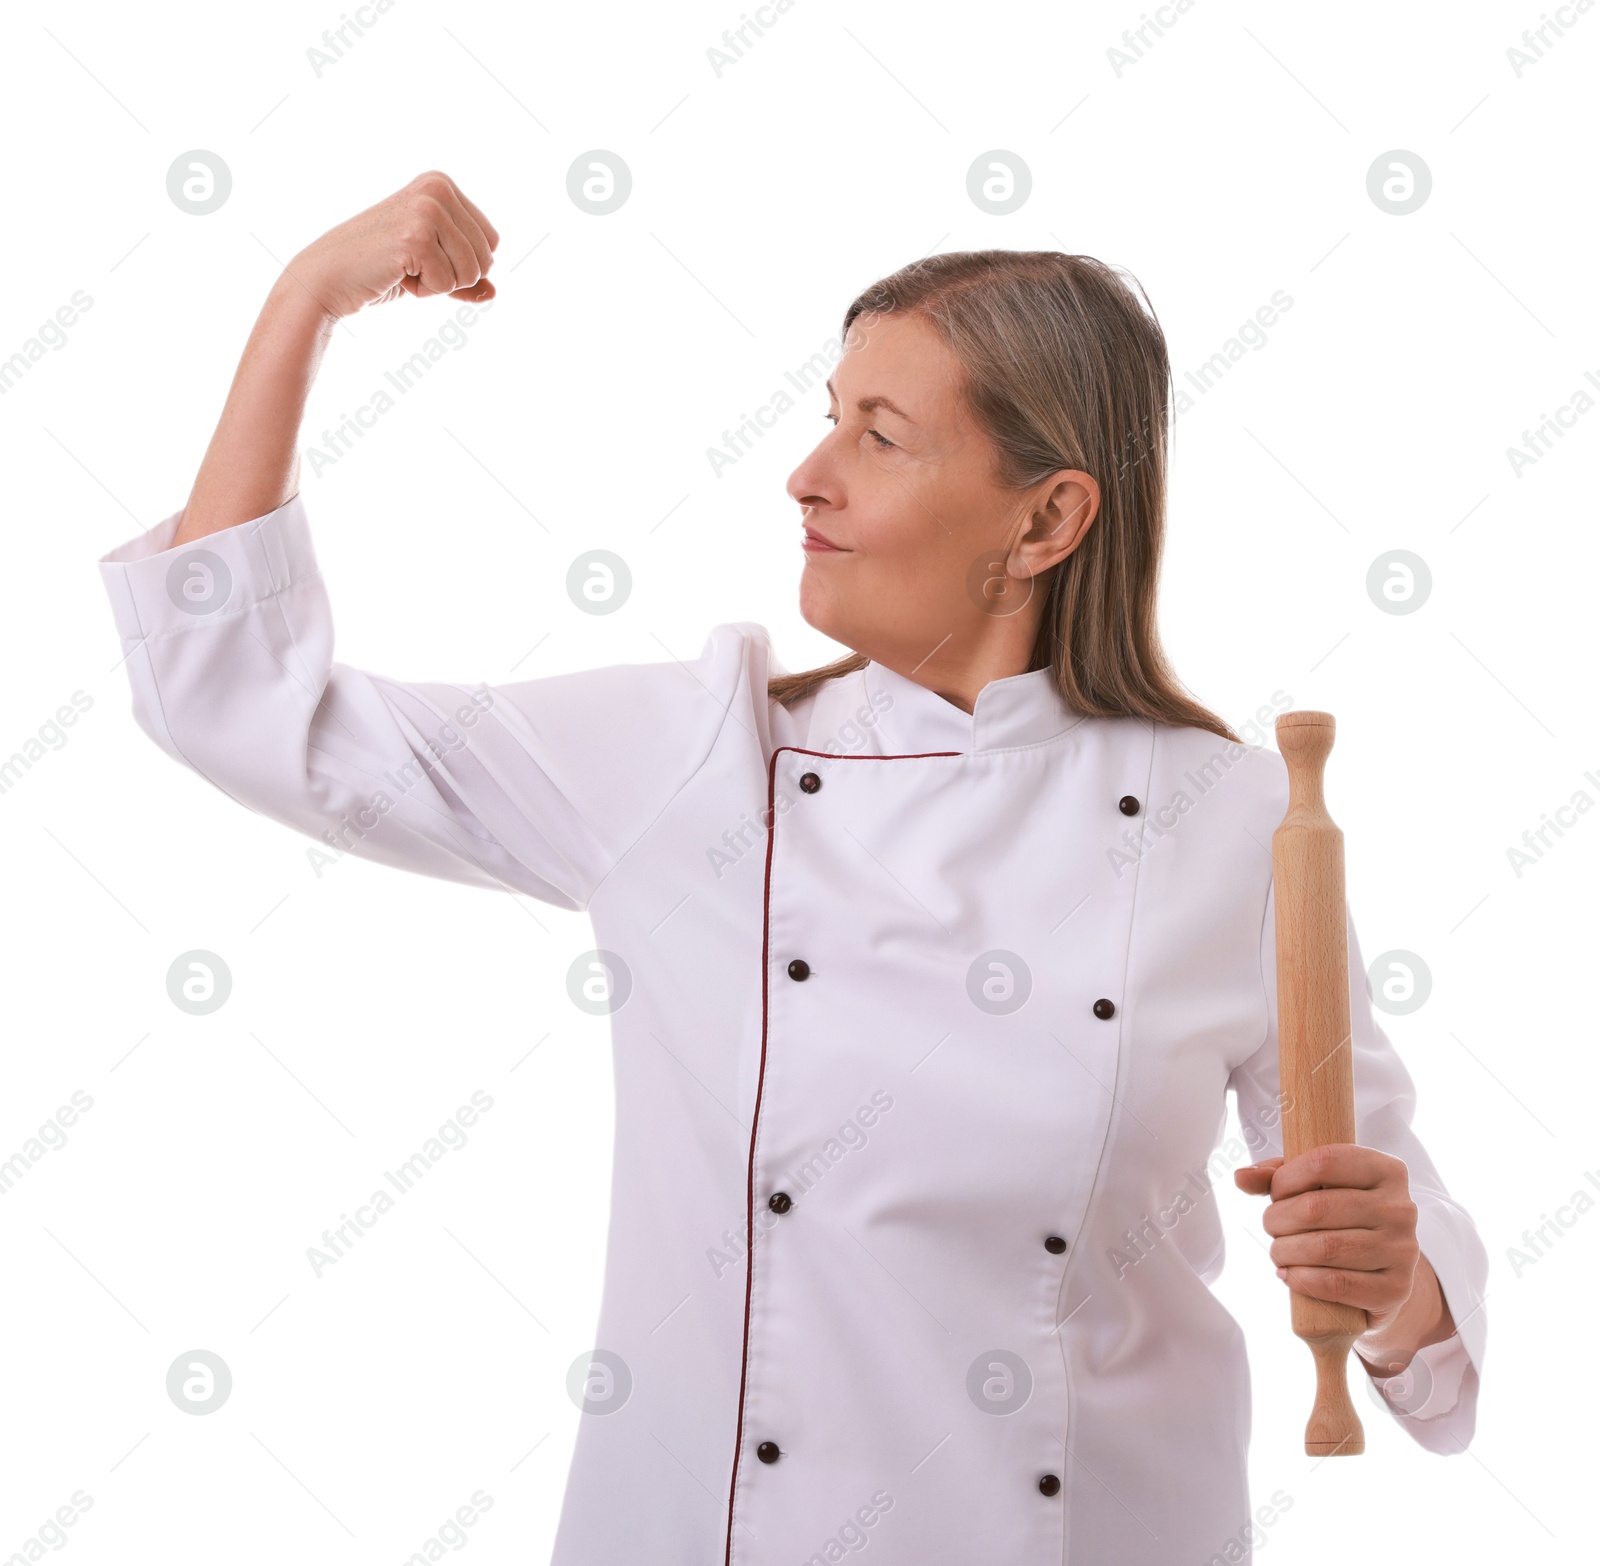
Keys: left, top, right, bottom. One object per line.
{"left": 761, "top": 937, "right": 806, "bottom": 1469}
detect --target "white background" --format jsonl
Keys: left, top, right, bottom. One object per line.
{"left": 1, "top": 0, "right": 1593, "bottom": 1560}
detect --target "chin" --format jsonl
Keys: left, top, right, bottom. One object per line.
{"left": 807, "top": 573, "right": 894, "bottom": 654}
{"left": 796, "top": 573, "right": 831, "bottom": 637}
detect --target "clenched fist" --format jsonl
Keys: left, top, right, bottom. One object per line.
{"left": 288, "top": 170, "right": 500, "bottom": 321}
{"left": 1235, "top": 1143, "right": 1457, "bottom": 1374}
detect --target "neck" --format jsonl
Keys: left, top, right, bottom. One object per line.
{"left": 868, "top": 623, "right": 1043, "bottom": 714}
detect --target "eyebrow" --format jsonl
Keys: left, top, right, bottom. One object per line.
{"left": 824, "top": 376, "right": 914, "bottom": 422}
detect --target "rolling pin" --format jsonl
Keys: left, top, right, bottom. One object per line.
{"left": 1273, "top": 711, "right": 1368, "bottom": 1457}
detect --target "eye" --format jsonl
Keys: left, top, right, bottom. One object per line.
{"left": 823, "top": 412, "right": 894, "bottom": 449}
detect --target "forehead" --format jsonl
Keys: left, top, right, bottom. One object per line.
{"left": 827, "top": 311, "right": 965, "bottom": 423}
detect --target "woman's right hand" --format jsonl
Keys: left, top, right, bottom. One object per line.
{"left": 290, "top": 170, "right": 501, "bottom": 321}
{"left": 173, "top": 170, "right": 502, "bottom": 544}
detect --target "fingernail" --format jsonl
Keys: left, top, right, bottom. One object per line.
{"left": 1275, "top": 1267, "right": 1288, "bottom": 1281}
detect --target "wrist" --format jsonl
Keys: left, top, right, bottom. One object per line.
{"left": 267, "top": 258, "right": 342, "bottom": 331}
{"left": 1354, "top": 1332, "right": 1415, "bottom": 1376}
{"left": 1355, "top": 1255, "right": 1454, "bottom": 1372}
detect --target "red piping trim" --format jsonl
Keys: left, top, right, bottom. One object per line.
{"left": 722, "top": 744, "right": 962, "bottom": 1565}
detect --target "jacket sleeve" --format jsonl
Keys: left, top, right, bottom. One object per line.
{"left": 1228, "top": 880, "right": 1488, "bottom": 1454}
{"left": 96, "top": 492, "right": 751, "bottom": 910}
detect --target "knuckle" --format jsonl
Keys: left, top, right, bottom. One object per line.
{"left": 411, "top": 192, "right": 447, "bottom": 225}
{"left": 396, "top": 219, "right": 433, "bottom": 252}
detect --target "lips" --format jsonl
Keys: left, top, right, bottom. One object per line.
{"left": 802, "top": 525, "right": 848, "bottom": 552}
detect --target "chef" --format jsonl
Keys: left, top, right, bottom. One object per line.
{"left": 95, "top": 174, "right": 1486, "bottom": 1564}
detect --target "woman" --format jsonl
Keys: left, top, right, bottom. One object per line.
{"left": 98, "top": 171, "right": 1486, "bottom": 1565}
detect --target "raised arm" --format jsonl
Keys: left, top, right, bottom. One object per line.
{"left": 97, "top": 173, "right": 743, "bottom": 910}
{"left": 174, "top": 169, "right": 499, "bottom": 544}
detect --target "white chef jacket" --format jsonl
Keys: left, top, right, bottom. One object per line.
{"left": 98, "top": 493, "right": 1488, "bottom": 1565}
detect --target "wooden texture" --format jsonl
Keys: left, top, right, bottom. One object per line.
{"left": 1273, "top": 711, "right": 1368, "bottom": 1457}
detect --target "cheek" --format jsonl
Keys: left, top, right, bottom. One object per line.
{"left": 864, "top": 466, "right": 995, "bottom": 579}
{"left": 855, "top": 456, "right": 957, "bottom": 547}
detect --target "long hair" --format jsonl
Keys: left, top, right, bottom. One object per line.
{"left": 769, "top": 250, "right": 1239, "bottom": 744}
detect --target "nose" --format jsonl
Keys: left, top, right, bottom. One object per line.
{"left": 786, "top": 436, "right": 838, "bottom": 511}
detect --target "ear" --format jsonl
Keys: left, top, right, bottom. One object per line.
{"left": 1013, "top": 470, "right": 1100, "bottom": 577}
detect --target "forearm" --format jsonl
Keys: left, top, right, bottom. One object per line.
{"left": 1354, "top": 1253, "right": 1456, "bottom": 1376}
{"left": 174, "top": 269, "right": 336, "bottom": 546}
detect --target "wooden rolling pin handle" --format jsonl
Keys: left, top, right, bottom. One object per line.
{"left": 1274, "top": 710, "right": 1369, "bottom": 1458}
{"left": 1305, "top": 1334, "right": 1366, "bottom": 1456}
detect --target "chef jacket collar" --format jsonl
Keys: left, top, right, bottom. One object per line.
{"left": 862, "top": 656, "right": 1085, "bottom": 754}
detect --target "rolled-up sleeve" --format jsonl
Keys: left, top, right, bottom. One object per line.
{"left": 97, "top": 493, "right": 748, "bottom": 909}
{"left": 1228, "top": 881, "right": 1488, "bottom": 1453}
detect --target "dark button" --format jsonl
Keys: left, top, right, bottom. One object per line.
{"left": 1118, "top": 794, "right": 1140, "bottom": 815}
{"left": 1039, "top": 1473, "right": 1061, "bottom": 1496}
{"left": 1044, "top": 1234, "right": 1067, "bottom": 1254}
{"left": 1093, "top": 997, "right": 1116, "bottom": 1019}
{"left": 757, "top": 1440, "right": 781, "bottom": 1463}
{"left": 787, "top": 959, "right": 810, "bottom": 981}
{"left": 799, "top": 771, "right": 821, "bottom": 793}
{"left": 769, "top": 1192, "right": 792, "bottom": 1214}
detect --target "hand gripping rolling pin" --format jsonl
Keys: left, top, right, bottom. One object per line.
{"left": 1272, "top": 711, "right": 1368, "bottom": 1457}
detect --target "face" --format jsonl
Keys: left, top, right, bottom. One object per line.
{"left": 785, "top": 310, "right": 1099, "bottom": 698}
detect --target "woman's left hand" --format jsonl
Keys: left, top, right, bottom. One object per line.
{"left": 1234, "top": 1144, "right": 1424, "bottom": 1344}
